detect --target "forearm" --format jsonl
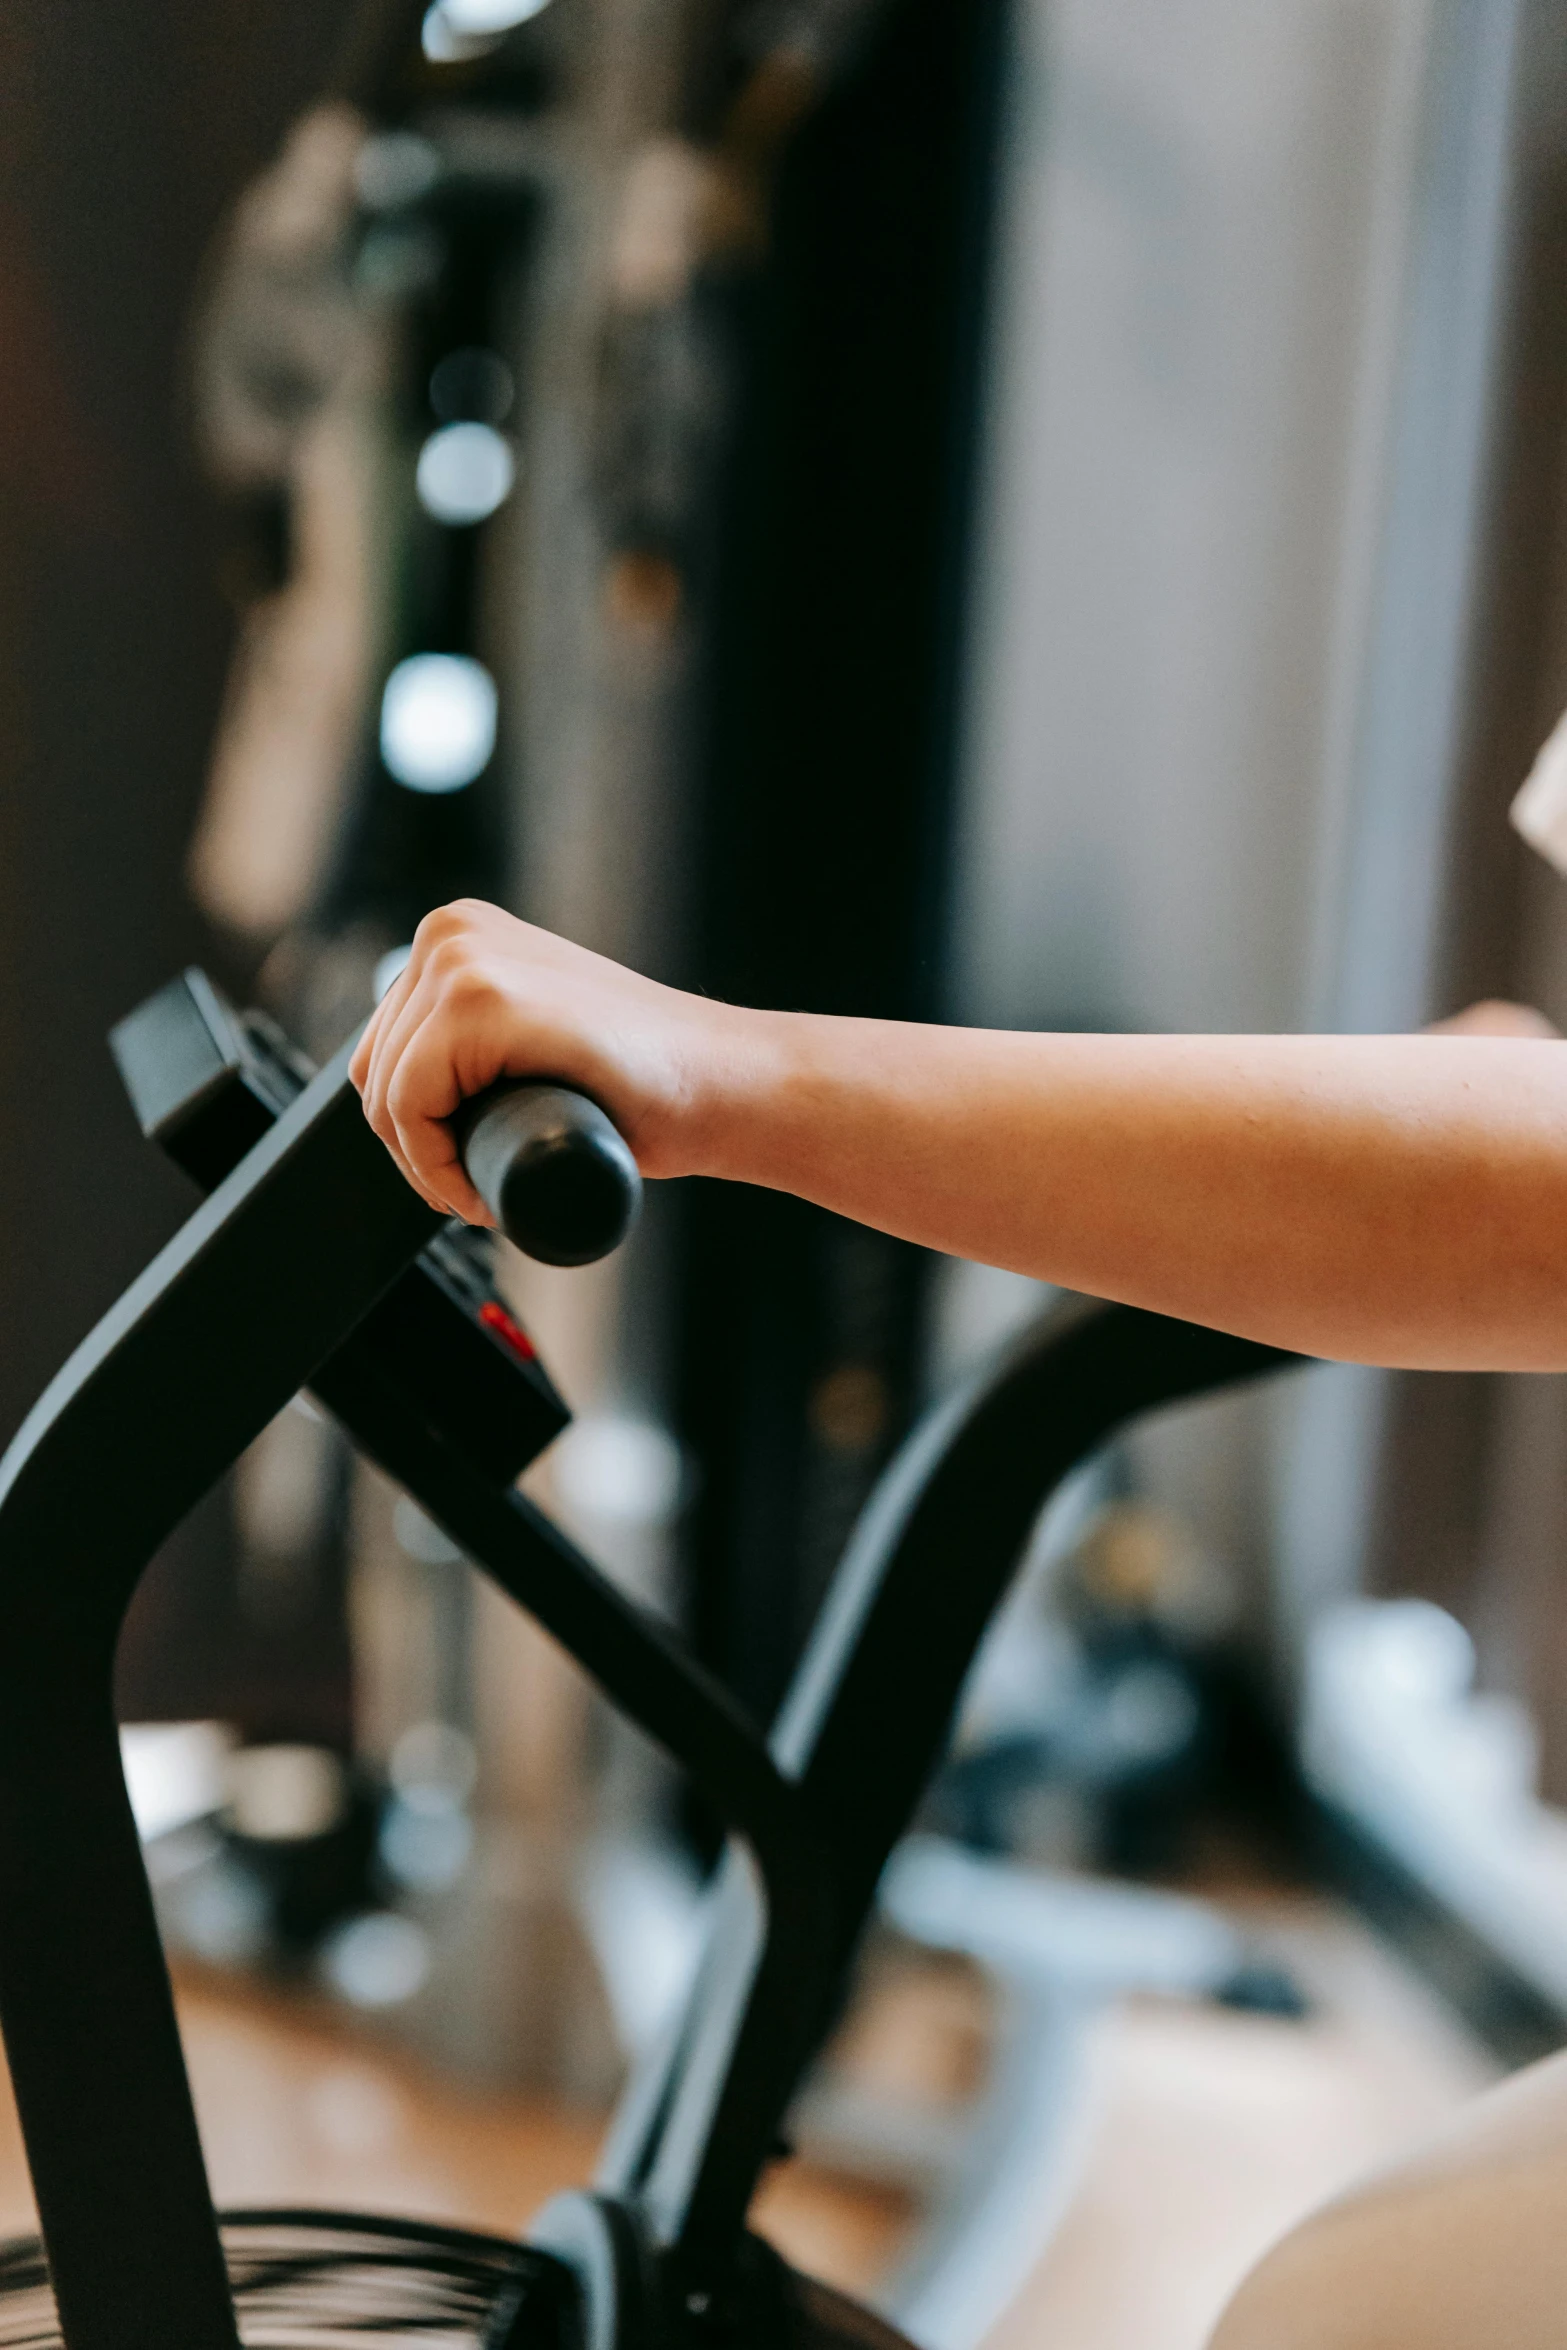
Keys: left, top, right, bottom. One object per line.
{"left": 686, "top": 1016, "right": 1567, "bottom": 1370}
{"left": 353, "top": 904, "right": 1567, "bottom": 1373}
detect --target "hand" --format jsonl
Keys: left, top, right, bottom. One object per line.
{"left": 349, "top": 899, "right": 742, "bottom": 1222}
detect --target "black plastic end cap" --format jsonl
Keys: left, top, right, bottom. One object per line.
{"left": 458, "top": 1084, "right": 642, "bottom": 1267}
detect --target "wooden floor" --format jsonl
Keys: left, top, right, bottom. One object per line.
{"left": 0, "top": 1898, "right": 1498, "bottom": 2347}
{"left": 0, "top": 1962, "right": 909, "bottom": 2304}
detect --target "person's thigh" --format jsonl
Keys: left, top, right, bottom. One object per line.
{"left": 1209, "top": 2049, "right": 1567, "bottom": 2349}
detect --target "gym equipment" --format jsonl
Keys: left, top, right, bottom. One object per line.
{"left": 0, "top": 973, "right": 1296, "bottom": 2348}
{"left": 455, "top": 1081, "right": 642, "bottom": 1270}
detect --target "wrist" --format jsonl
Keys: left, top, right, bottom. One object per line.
{"left": 662, "top": 1001, "right": 814, "bottom": 1186}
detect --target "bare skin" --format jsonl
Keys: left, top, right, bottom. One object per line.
{"left": 349, "top": 899, "right": 1567, "bottom": 1374}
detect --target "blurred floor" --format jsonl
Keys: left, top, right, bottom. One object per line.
{"left": 0, "top": 1961, "right": 910, "bottom": 2304}
{"left": 0, "top": 1898, "right": 1497, "bottom": 2342}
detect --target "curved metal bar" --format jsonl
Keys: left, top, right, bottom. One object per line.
{"left": 0, "top": 1047, "right": 441, "bottom": 2350}
{"left": 309, "top": 1340, "right": 838, "bottom": 2044}
{"left": 0, "top": 1048, "right": 834, "bottom": 2349}
{"left": 0, "top": 1017, "right": 1302, "bottom": 2341}
{"left": 305, "top": 1358, "right": 842, "bottom": 2275}
{"left": 615, "top": 1295, "right": 1301, "bottom": 2281}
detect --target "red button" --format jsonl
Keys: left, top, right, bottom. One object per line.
{"left": 479, "top": 1299, "right": 537, "bottom": 1362}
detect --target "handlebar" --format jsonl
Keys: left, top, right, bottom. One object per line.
{"left": 455, "top": 1082, "right": 642, "bottom": 1266}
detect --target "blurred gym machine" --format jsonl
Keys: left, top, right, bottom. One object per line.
{"left": 179, "top": 0, "right": 1010, "bottom": 1933}
{"left": 664, "top": 0, "right": 1009, "bottom": 1725}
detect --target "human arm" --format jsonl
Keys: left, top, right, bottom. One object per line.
{"left": 350, "top": 900, "right": 1567, "bottom": 1373}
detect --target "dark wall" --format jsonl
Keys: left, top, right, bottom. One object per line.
{"left": 0, "top": 0, "right": 355, "bottom": 1452}
{"left": 675, "top": 0, "right": 1010, "bottom": 1724}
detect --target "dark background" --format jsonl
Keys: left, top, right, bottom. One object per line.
{"left": 0, "top": 0, "right": 354, "bottom": 1453}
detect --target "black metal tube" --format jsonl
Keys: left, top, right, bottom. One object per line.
{"left": 617, "top": 1298, "right": 1302, "bottom": 2279}
{"left": 0, "top": 1052, "right": 440, "bottom": 2349}
{"left": 455, "top": 1083, "right": 642, "bottom": 1267}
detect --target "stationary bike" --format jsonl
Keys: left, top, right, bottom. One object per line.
{"left": 0, "top": 970, "right": 1296, "bottom": 2349}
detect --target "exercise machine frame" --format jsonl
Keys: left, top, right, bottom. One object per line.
{"left": 0, "top": 1025, "right": 1294, "bottom": 2349}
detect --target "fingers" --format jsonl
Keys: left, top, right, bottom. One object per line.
{"left": 349, "top": 957, "right": 422, "bottom": 1195}
{"left": 361, "top": 968, "right": 433, "bottom": 1135}
{"left": 385, "top": 1019, "right": 495, "bottom": 1226}
{"left": 352, "top": 916, "right": 514, "bottom": 1222}
{"left": 348, "top": 898, "right": 634, "bottom": 1227}
{"left": 350, "top": 901, "right": 467, "bottom": 1108}
{"left": 349, "top": 932, "right": 422, "bottom": 1091}
{"left": 361, "top": 1045, "right": 438, "bottom": 1207}
{"left": 353, "top": 963, "right": 451, "bottom": 1211}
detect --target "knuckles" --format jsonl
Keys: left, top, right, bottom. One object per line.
{"left": 421, "top": 936, "right": 488, "bottom": 994}
{"left": 413, "top": 903, "right": 472, "bottom": 950}
{"left": 421, "top": 950, "right": 509, "bottom": 1030}
{"left": 420, "top": 936, "right": 470, "bottom": 984}
{"left": 374, "top": 901, "right": 545, "bottom": 1166}
{"left": 413, "top": 899, "right": 493, "bottom": 962}
{"left": 384, "top": 1058, "right": 440, "bottom": 1130}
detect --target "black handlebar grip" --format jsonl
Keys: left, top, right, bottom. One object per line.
{"left": 456, "top": 1083, "right": 642, "bottom": 1267}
